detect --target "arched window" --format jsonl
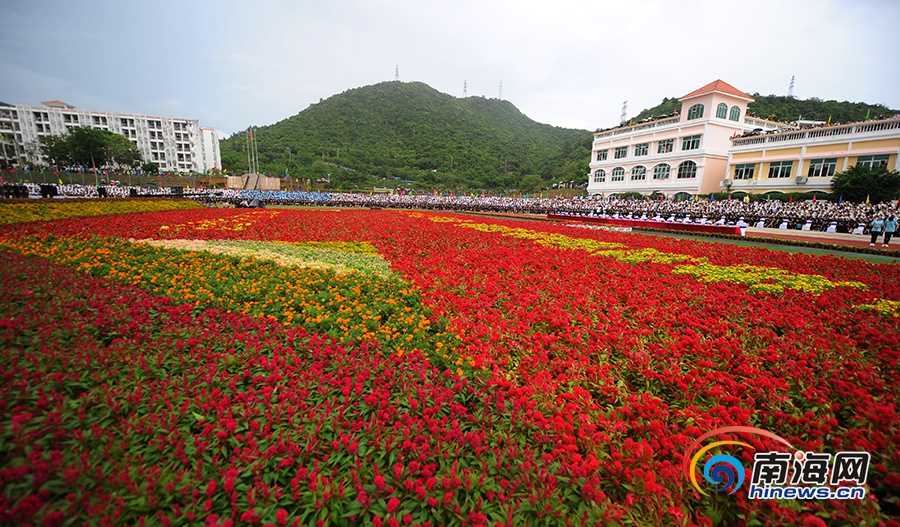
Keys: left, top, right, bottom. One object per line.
{"left": 729, "top": 105, "right": 741, "bottom": 121}
{"left": 716, "top": 103, "right": 728, "bottom": 119}
{"left": 593, "top": 169, "right": 606, "bottom": 183}
{"left": 677, "top": 160, "right": 697, "bottom": 179}
{"left": 653, "top": 164, "right": 670, "bottom": 180}
{"left": 631, "top": 165, "right": 646, "bottom": 180}
{"left": 687, "top": 104, "right": 704, "bottom": 120}
{"left": 611, "top": 167, "right": 625, "bottom": 181}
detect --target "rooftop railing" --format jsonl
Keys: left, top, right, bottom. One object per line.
{"left": 593, "top": 115, "right": 681, "bottom": 139}
{"left": 731, "top": 118, "right": 900, "bottom": 147}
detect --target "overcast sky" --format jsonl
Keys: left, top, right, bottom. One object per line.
{"left": 1, "top": 0, "right": 898, "bottom": 137}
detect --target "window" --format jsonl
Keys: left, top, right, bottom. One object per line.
{"left": 657, "top": 139, "right": 674, "bottom": 154}
{"left": 596, "top": 149, "right": 608, "bottom": 161}
{"left": 734, "top": 163, "right": 756, "bottom": 180}
{"left": 682, "top": 135, "right": 701, "bottom": 150}
{"left": 856, "top": 155, "right": 889, "bottom": 168}
{"left": 768, "top": 161, "right": 793, "bottom": 178}
{"left": 593, "top": 169, "right": 606, "bottom": 183}
{"left": 677, "top": 161, "right": 697, "bottom": 179}
{"left": 653, "top": 164, "right": 671, "bottom": 180}
{"left": 687, "top": 104, "right": 704, "bottom": 120}
{"left": 729, "top": 106, "right": 741, "bottom": 122}
{"left": 611, "top": 167, "right": 625, "bottom": 181}
{"left": 716, "top": 103, "right": 728, "bottom": 119}
{"left": 634, "top": 143, "right": 648, "bottom": 156}
{"left": 631, "top": 166, "right": 647, "bottom": 180}
{"left": 808, "top": 158, "right": 837, "bottom": 177}
{"left": 614, "top": 146, "right": 628, "bottom": 159}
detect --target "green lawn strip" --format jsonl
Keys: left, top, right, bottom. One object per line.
{"left": 136, "top": 239, "right": 395, "bottom": 276}
{"left": 631, "top": 229, "right": 900, "bottom": 263}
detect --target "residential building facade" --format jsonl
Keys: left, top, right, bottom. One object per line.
{"left": 587, "top": 80, "right": 782, "bottom": 198}
{"left": 0, "top": 100, "right": 221, "bottom": 173}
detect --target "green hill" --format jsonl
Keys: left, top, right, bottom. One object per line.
{"left": 634, "top": 94, "right": 898, "bottom": 124}
{"left": 219, "top": 81, "right": 593, "bottom": 191}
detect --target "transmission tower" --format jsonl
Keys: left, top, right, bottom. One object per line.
{"left": 463, "top": 80, "right": 467, "bottom": 98}
{"left": 788, "top": 75, "right": 795, "bottom": 97}
{"left": 620, "top": 101, "right": 628, "bottom": 125}
{"left": 499, "top": 81, "right": 503, "bottom": 100}
{"left": 395, "top": 65, "right": 399, "bottom": 81}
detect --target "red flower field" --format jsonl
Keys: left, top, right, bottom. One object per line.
{"left": 1, "top": 203, "right": 898, "bottom": 526}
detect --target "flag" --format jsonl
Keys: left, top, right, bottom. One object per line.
{"left": 838, "top": 194, "right": 843, "bottom": 204}
{"left": 865, "top": 109, "right": 870, "bottom": 120}
{"left": 710, "top": 194, "right": 715, "bottom": 201}
{"left": 744, "top": 194, "right": 750, "bottom": 203}
{"left": 728, "top": 194, "right": 732, "bottom": 202}
{"left": 865, "top": 194, "right": 870, "bottom": 205}
{"left": 812, "top": 194, "right": 817, "bottom": 202}
{"left": 59, "top": 178, "right": 63, "bottom": 185}
{"left": 827, "top": 115, "right": 832, "bottom": 125}
{"left": 789, "top": 195, "right": 793, "bottom": 203}
{"left": 694, "top": 195, "right": 698, "bottom": 202}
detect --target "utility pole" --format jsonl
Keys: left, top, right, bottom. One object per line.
{"left": 285, "top": 146, "right": 292, "bottom": 190}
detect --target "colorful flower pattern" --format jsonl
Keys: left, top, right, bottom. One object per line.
{"left": 1, "top": 204, "right": 899, "bottom": 526}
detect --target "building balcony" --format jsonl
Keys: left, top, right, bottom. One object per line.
{"left": 731, "top": 117, "right": 900, "bottom": 148}
{"left": 593, "top": 115, "right": 681, "bottom": 140}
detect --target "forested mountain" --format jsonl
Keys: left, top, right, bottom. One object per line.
{"left": 633, "top": 94, "right": 897, "bottom": 124}
{"left": 220, "top": 81, "right": 592, "bottom": 190}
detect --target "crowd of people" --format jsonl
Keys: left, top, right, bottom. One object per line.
{"left": 2, "top": 182, "right": 897, "bottom": 235}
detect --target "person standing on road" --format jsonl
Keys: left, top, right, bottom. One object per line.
{"left": 883, "top": 214, "right": 897, "bottom": 247}
{"left": 869, "top": 214, "right": 885, "bottom": 246}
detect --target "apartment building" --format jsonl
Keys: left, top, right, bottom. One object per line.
{"left": 0, "top": 100, "right": 221, "bottom": 173}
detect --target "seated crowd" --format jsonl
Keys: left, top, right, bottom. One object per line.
{"left": 1, "top": 182, "right": 896, "bottom": 234}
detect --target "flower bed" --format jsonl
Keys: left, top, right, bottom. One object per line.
{"left": 1, "top": 204, "right": 899, "bottom": 526}
{"left": 0, "top": 198, "right": 202, "bottom": 225}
